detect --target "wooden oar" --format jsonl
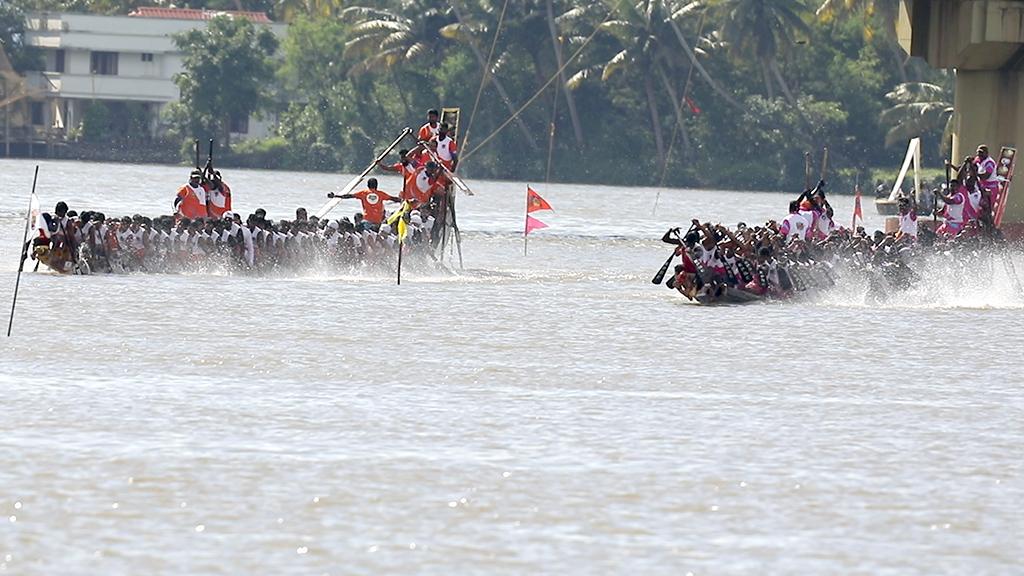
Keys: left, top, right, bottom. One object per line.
{"left": 819, "top": 146, "right": 829, "bottom": 182}
{"left": 315, "top": 128, "right": 413, "bottom": 219}
{"left": 7, "top": 166, "right": 39, "bottom": 337}
{"left": 804, "top": 151, "right": 812, "bottom": 191}
{"left": 651, "top": 227, "right": 688, "bottom": 285}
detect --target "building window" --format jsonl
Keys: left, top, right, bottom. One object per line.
{"left": 141, "top": 53, "right": 153, "bottom": 62}
{"left": 31, "top": 102, "right": 45, "bottom": 126}
{"left": 55, "top": 49, "right": 65, "bottom": 73}
{"left": 90, "top": 51, "right": 118, "bottom": 75}
{"left": 230, "top": 114, "right": 249, "bottom": 134}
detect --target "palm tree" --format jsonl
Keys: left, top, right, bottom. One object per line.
{"left": 815, "top": 0, "right": 910, "bottom": 82}
{"left": 342, "top": 3, "right": 456, "bottom": 119}
{"left": 587, "top": 0, "right": 696, "bottom": 167}
{"left": 274, "top": 0, "right": 344, "bottom": 22}
{"left": 546, "top": 0, "right": 584, "bottom": 145}
{"left": 714, "top": 0, "right": 810, "bottom": 104}
{"left": 879, "top": 81, "right": 953, "bottom": 152}
{"left": 442, "top": 1, "right": 542, "bottom": 151}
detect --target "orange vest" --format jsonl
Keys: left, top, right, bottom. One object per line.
{"left": 207, "top": 182, "right": 232, "bottom": 219}
{"left": 176, "top": 184, "right": 208, "bottom": 219}
{"left": 404, "top": 167, "right": 438, "bottom": 206}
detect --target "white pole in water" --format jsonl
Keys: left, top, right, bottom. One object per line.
{"left": 8, "top": 165, "right": 40, "bottom": 337}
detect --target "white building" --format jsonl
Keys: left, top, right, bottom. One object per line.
{"left": 16, "top": 8, "right": 286, "bottom": 150}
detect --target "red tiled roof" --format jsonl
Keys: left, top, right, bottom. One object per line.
{"left": 128, "top": 7, "right": 273, "bottom": 24}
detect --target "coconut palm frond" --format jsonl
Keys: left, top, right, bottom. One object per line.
{"left": 601, "top": 49, "right": 630, "bottom": 81}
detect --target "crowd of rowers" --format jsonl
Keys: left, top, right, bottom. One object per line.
{"left": 661, "top": 145, "right": 1008, "bottom": 302}
{"left": 28, "top": 110, "right": 461, "bottom": 275}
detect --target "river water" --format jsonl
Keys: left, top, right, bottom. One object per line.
{"left": 0, "top": 158, "right": 1021, "bottom": 575}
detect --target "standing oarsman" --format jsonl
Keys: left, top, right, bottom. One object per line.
{"left": 207, "top": 170, "right": 232, "bottom": 219}
{"left": 418, "top": 109, "right": 441, "bottom": 142}
{"left": 175, "top": 170, "right": 208, "bottom": 220}
{"left": 327, "top": 177, "right": 400, "bottom": 229}
{"left": 434, "top": 123, "right": 458, "bottom": 171}
{"left": 973, "top": 145, "right": 1000, "bottom": 197}
{"left": 404, "top": 161, "right": 442, "bottom": 209}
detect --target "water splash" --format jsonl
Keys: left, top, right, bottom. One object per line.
{"left": 812, "top": 249, "right": 1024, "bottom": 310}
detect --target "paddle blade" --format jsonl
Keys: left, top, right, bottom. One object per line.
{"left": 651, "top": 252, "right": 675, "bottom": 284}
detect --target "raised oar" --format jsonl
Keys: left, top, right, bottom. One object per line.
{"left": 315, "top": 127, "right": 413, "bottom": 219}
{"left": 7, "top": 166, "right": 39, "bottom": 337}
{"left": 820, "top": 146, "right": 829, "bottom": 182}
{"left": 651, "top": 227, "right": 688, "bottom": 285}
{"left": 804, "top": 151, "right": 812, "bottom": 191}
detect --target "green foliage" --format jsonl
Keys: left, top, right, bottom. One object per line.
{"left": 0, "top": 3, "right": 42, "bottom": 72}
{"left": 79, "top": 101, "right": 112, "bottom": 142}
{"left": 9, "top": 0, "right": 947, "bottom": 191}
{"left": 170, "top": 15, "right": 278, "bottom": 148}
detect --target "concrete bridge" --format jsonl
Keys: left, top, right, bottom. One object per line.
{"left": 898, "top": 0, "right": 1024, "bottom": 234}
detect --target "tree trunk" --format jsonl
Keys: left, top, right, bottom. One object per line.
{"left": 390, "top": 68, "right": 413, "bottom": 120}
{"left": 761, "top": 63, "right": 774, "bottom": 100}
{"left": 655, "top": 65, "right": 692, "bottom": 159}
{"left": 546, "top": 0, "right": 583, "bottom": 146}
{"left": 667, "top": 17, "right": 743, "bottom": 110}
{"left": 451, "top": 2, "right": 539, "bottom": 152}
{"left": 770, "top": 60, "right": 797, "bottom": 106}
{"left": 643, "top": 74, "right": 666, "bottom": 170}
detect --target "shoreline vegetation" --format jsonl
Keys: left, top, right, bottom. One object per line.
{"left": 4, "top": 0, "right": 954, "bottom": 195}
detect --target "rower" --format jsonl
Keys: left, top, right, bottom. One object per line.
{"left": 895, "top": 196, "right": 918, "bottom": 241}
{"left": 327, "top": 178, "right": 400, "bottom": 230}
{"left": 175, "top": 170, "right": 208, "bottom": 220}
{"left": 418, "top": 109, "right": 440, "bottom": 142}
{"left": 936, "top": 178, "right": 967, "bottom": 236}
{"left": 779, "top": 200, "right": 810, "bottom": 241}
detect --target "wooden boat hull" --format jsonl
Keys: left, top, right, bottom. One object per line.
{"left": 875, "top": 198, "right": 900, "bottom": 215}
{"left": 695, "top": 286, "right": 766, "bottom": 305}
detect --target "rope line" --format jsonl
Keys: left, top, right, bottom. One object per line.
{"left": 460, "top": 0, "right": 510, "bottom": 159}
{"left": 462, "top": 10, "right": 613, "bottom": 162}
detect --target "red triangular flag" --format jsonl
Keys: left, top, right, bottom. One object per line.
{"left": 685, "top": 96, "right": 701, "bottom": 115}
{"left": 525, "top": 215, "right": 548, "bottom": 236}
{"left": 526, "top": 186, "right": 552, "bottom": 213}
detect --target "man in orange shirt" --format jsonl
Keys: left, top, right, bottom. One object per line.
{"left": 376, "top": 148, "right": 419, "bottom": 179}
{"left": 174, "top": 170, "right": 208, "bottom": 220}
{"left": 403, "top": 162, "right": 444, "bottom": 209}
{"left": 418, "top": 109, "right": 440, "bottom": 142}
{"left": 328, "top": 178, "right": 400, "bottom": 228}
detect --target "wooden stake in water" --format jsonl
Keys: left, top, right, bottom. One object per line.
{"left": 8, "top": 165, "right": 40, "bottom": 337}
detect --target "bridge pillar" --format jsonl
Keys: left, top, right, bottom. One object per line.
{"left": 900, "top": 0, "right": 1024, "bottom": 234}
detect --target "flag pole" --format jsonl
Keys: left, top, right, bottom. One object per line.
{"left": 523, "top": 186, "right": 529, "bottom": 256}
{"left": 8, "top": 165, "right": 40, "bottom": 337}
{"left": 396, "top": 238, "right": 403, "bottom": 286}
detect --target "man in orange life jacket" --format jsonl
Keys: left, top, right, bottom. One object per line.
{"left": 327, "top": 178, "right": 400, "bottom": 229}
{"left": 175, "top": 170, "right": 208, "bottom": 220}
{"left": 403, "top": 161, "right": 444, "bottom": 209}
{"left": 418, "top": 109, "right": 440, "bottom": 142}
{"left": 206, "top": 170, "right": 232, "bottom": 219}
